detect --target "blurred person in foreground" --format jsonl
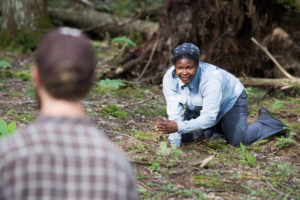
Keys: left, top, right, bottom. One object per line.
{"left": 0, "top": 27, "right": 138, "bottom": 200}
{"left": 156, "top": 42, "right": 286, "bottom": 147}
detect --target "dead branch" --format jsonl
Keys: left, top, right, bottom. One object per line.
{"left": 105, "top": 51, "right": 147, "bottom": 78}
{"left": 124, "top": 96, "right": 154, "bottom": 108}
{"left": 137, "top": 39, "right": 158, "bottom": 80}
{"left": 101, "top": 127, "right": 146, "bottom": 145}
{"left": 251, "top": 37, "right": 300, "bottom": 85}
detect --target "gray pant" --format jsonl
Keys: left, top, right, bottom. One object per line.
{"left": 184, "top": 90, "right": 286, "bottom": 146}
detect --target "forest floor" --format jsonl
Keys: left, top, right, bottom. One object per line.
{"left": 0, "top": 48, "right": 299, "bottom": 200}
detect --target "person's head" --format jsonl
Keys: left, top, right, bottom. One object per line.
{"left": 173, "top": 42, "right": 200, "bottom": 84}
{"left": 34, "top": 27, "right": 95, "bottom": 101}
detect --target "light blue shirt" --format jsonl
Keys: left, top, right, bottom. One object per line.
{"left": 163, "top": 62, "right": 244, "bottom": 138}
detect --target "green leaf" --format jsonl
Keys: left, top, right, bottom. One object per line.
{"left": 7, "top": 121, "right": 16, "bottom": 134}
{"left": 159, "top": 141, "right": 167, "bottom": 151}
{"left": 272, "top": 99, "right": 285, "bottom": 109}
{"left": 245, "top": 150, "right": 256, "bottom": 166}
{"left": 0, "top": 119, "right": 17, "bottom": 138}
{"left": 96, "top": 2, "right": 112, "bottom": 12}
{"left": 0, "top": 124, "right": 8, "bottom": 135}
{"left": 0, "top": 60, "right": 12, "bottom": 68}
{"left": 159, "top": 141, "right": 171, "bottom": 155}
{"left": 0, "top": 119, "right": 7, "bottom": 127}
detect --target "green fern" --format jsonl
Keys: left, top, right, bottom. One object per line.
{"left": 112, "top": 36, "right": 137, "bottom": 47}
{"left": 272, "top": 99, "right": 285, "bottom": 110}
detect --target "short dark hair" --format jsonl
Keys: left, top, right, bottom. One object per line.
{"left": 36, "top": 27, "right": 95, "bottom": 100}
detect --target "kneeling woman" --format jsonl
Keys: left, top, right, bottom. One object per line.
{"left": 156, "top": 43, "right": 286, "bottom": 147}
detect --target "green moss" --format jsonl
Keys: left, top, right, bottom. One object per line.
{"left": 131, "top": 108, "right": 152, "bottom": 116}
{"left": 97, "top": 68, "right": 111, "bottom": 79}
{"left": 129, "top": 29, "right": 144, "bottom": 45}
{"left": 13, "top": 70, "right": 31, "bottom": 81}
{"left": 7, "top": 109, "right": 36, "bottom": 124}
{"left": 130, "top": 129, "right": 158, "bottom": 140}
{"left": 155, "top": 107, "right": 167, "bottom": 117}
{"left": 100, "top": 104, "right": 129, "bottom": 119}
{"left": 0, "top": 69, "right": 31, "bottom": 81}
{"left": 0, "top": 30, "right": 44, "bottom": 52}
{"left": 0, "top": 55, "right": 14, "bottom": 64}
{"left": 114, "top": 87, "right": 146, "bottom": 99}
{"left": 0, "top": 16, "right": 3, "bottom": 26}
{"left": 193, "top": 175, "right": 222, "bottom": 187}
{"left": 204, "top": 140, "right": 227, "bottom": 151}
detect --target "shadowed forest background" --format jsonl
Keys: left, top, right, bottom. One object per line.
{"left": 0, "top": 0, "right": 299, "bottom": 199}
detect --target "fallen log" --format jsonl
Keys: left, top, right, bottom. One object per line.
{"left": 238, "top": 77, "right": 293, "bottom": 89}
{"left": 48, "top": 7, "right": 159, "bottom": 40}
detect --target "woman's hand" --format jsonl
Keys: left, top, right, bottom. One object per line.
{"left": 155, "top": 118, "right": 178, "bottom": 134}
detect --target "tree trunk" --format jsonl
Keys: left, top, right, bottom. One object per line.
{"left": 0, "top": 0, "right": 51, "bottom": 50}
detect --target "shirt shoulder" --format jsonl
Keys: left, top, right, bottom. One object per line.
{"left": 199, "top": 62, "right": 222, "bottom": 82}
{"left": 163, "top": 66, "right": 177, "bottom": 80}
{"left": 163, "top": 66, "right": 179, "bottom": 90}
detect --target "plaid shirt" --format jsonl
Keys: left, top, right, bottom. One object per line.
{"left": 0, "top": 115, "right": 138, "bottom": 200}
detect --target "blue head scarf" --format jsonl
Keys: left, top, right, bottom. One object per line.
{"left": 173, "top": 42, "right": 200, "bottom": 64}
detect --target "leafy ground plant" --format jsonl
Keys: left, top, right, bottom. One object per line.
{"left": 0, "top": 60, "right": 11, "bottom": 69}
{"left": 236, "top": 143, "right": 257, "bottom": 167}
{"left": 0, "top": 118, "right": 16, "bottom": 138}
{"left": 94, "top": 79, "right": 125, "bottom": 96}
{"left": 112, "top": 36, "right": 137, "bottom": 47}
{"left": 275, "top": 131, "right": 296, "bottom": 148}
{"left": 100, "top": 104, "right": 129, "bottom": 119}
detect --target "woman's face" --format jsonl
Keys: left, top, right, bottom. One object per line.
{"left": 175, "top": 58, "right": 197, "bottom": 84}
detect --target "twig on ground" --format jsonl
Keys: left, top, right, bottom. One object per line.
{"left": 101, "top": 127, "right": 145, "bottom": 145}
{"left": 82, "top": 101, "right": 98, "bottom": 107}
{"left": 200, "top": 153, "right": 216, "bottom": 168}
{"left": 138, "top": 40, "right": 158, "bottom": 80}
{"left": 0, "top": 100, "right": 36, "bottom": 105}
{"left": 191, "top": 152, "right": 216, "bottom": 168}
{"left": 124, "top": 96, "right": 154, "bottom": 107}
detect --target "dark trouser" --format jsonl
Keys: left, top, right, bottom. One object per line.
{"left": 184, "top": 90, "right": 286, "bottom": 146}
